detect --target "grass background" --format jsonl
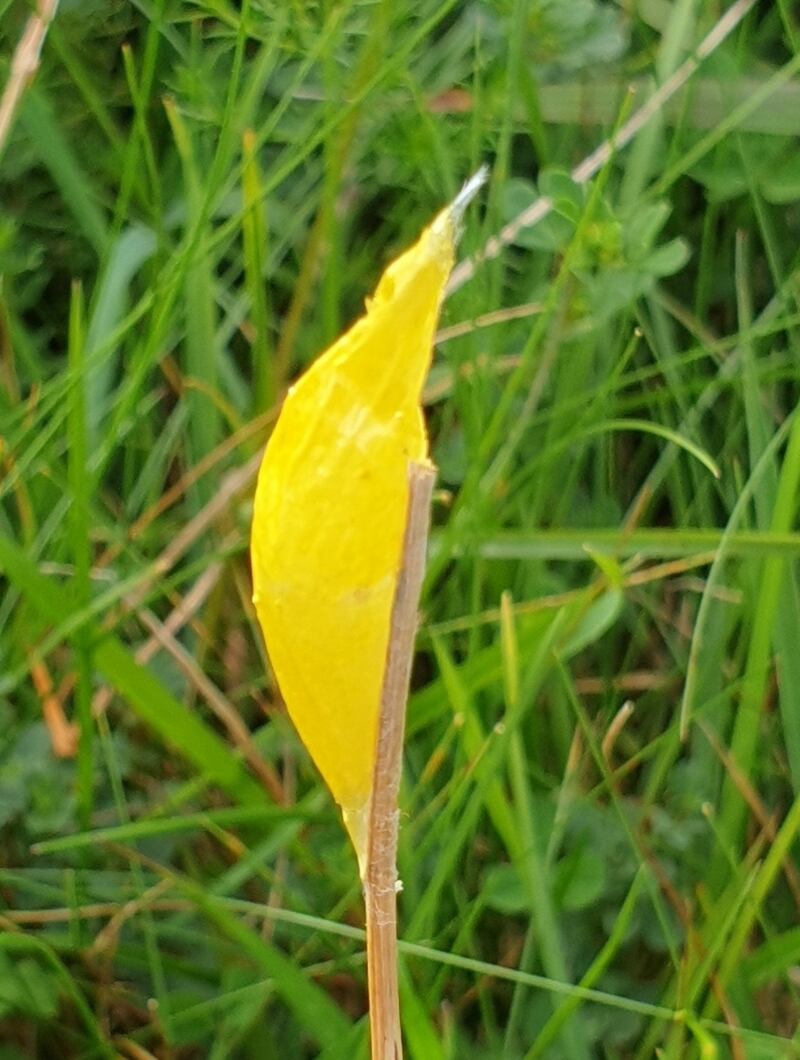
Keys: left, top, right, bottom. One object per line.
{"left": 2, "top": 0, "right": 800, "bottom": 1056}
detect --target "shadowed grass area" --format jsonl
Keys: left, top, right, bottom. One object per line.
{"left": 2, "top": 1, "right": 800, "bottom": 1056}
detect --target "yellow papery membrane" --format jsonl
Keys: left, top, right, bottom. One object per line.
{"left": 251, "top": 170, "right": 486, "bottom": 870}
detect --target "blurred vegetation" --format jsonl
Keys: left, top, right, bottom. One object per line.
{"left": 2, "top": 0, "right": 800, "bottom": 1056}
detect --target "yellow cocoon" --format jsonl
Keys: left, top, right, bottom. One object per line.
{"left": 251, "top": 175, "right": 483, "bottom": 865}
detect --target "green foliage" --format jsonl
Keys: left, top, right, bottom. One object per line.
{"left": 2, "top": 0, "right": 800, "bottom": 1057}
{"left": 0, "top": 951, "right": 60, "bottom": 1023}
{"left": 0, "top": 725, "right": 76, "bottom": 836}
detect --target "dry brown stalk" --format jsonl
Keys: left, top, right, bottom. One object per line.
{"left": 365, "top": 462, "right": 435, "bottom": 1060}
{"left": 0, "top": 0, "right": 60, "bottom": 162}
{"left": 28, "top": 652, "right": 78, "bottom": 758}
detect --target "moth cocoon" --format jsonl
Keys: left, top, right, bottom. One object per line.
{"left": 251, "top": 171, "right": 487, "bottom": 866}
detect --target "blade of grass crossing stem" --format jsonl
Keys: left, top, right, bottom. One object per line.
{"left": 0, "top": 532, "right": 264, "bottom": 806}
{"left": 1, "top": 883, "right": 788, "bottom": 1055}
{"left": 242, "top": 128, "right": 273, "bottom": 413}
{"left": 500, "top": 593, "right": 590, "bottom": 1060}
{"left": 714, "top": 410, "right": 800, "bottom": 889}
{"left": 67, "top": 282, "right": 93, "bottom": 829}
